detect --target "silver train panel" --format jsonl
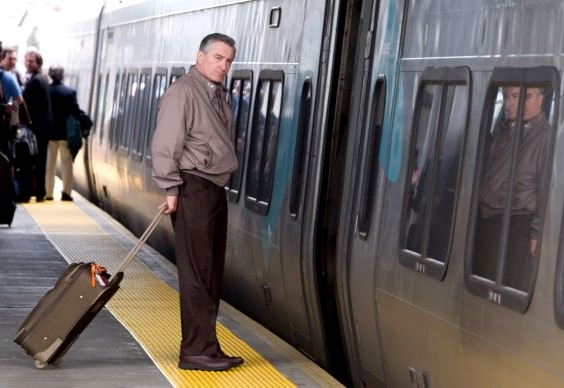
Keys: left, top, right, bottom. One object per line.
{"left": 40, "top": 0, "right": 341, "bottom": 376}
{"left": 339, "top": 0, "right": 564, "bottom": 386}
{"left": 336, "top": 1, "right": 406, "bottom": 386}
{"left": 34, "top": 0, "right": 564, "bottom": 386}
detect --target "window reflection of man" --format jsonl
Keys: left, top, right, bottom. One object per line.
{"left": 473, "top": 87, "right": 551, "bottom": 290}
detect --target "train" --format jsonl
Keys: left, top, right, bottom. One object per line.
{"left": 22, "top": 0, "right": 564, "bottom": 386}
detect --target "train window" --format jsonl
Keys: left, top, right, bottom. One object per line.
{"left": 131, "top": 69, "right": 151, "bottom": 161}
{"left": 91, "top": 73, "right": 102, "bottom": 137}
{"left": 400, "top": 67, "right": 471, "bottom": 280}
{"left": 145, "top": 70, "right": 168, "bottom": 164}
{"left": 169, "top": 67, "right": 185, "bottom": 85}
{"left": 115, "top": 71, "right": 128, "bottom": 149}
{"left": 245, "top": 70, "right": 284, "bottom": 215}
{"left": 97, "top": 73, "right": 110, "bottom": 145}
{"left": 109, "top": 71, "right": 125, "bottom": 149}
{"left": 289, "top": 78, "right": 313, "bottom": 219}
{"left": 119, "top": 71, "right": 138, "bottom": 153}
{"left": 466, "top": 66, "right": 559, "bottom": 313}
{"left": 358, "top": 77, "right": 386, "bottom": 236}
{"left": 226, "top": 70, "right": 253, "bottom": 203}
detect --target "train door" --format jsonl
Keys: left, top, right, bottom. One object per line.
{"left": 286, "top": 0, "right": 377, "bottom": 384}
{"left": 312, "top": 1, "right": 368, "bottom": 383}
{"left": 332, "top": 0, "right": 407, "bottom": 386}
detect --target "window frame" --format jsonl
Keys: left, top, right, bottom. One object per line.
{"left": 357, "top": 76, "right": 387, "bottom": 237}
{"left": 130, "top": 68, "right": 152, "bottom": 161}
{"left": 226, "top": 70, "right": 253, "bottom": 203}
{"left": 244, "top": 70, "right": 284, "bottom": 215}
{"left": 289, "top": 78, "right": 313, "bottom": 219}
{"left": 145, "top": 68, "right": 168, "bottom": 165}
{"left": 118, "top": 69, "right": 139, "bottom": 155}
{"left": 110, "top": 70, "right": 126, "bottom": 149}
{"left": 91, "top": 72, "right": 102, "bottom": 138}
{"left": 97, "top": 72, "right": 110, "bottom": 146}
{"left": 399, "top": 66, "right": 472, "bottom": 280}
{"left": 169, "top": 67, "right": 185, "bottom": 85}
{"left": 465, "top": 66, "right": 559, "bottom": 313}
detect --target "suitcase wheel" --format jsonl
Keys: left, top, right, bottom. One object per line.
{"left": 34, "top": 359, "right": 47, "bottom": 369}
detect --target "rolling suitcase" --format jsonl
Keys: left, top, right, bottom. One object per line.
{"left": 14, "top": 208, "right": 166, "bottom": 369}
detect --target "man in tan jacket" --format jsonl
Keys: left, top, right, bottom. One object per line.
{"left": 473, "top": 86, "right": 551, "bottom": 290}
{"left": 151, "top": 33, "right": 242, "bottom": 372}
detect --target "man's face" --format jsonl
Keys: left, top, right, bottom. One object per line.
{"left": 503, "top": 86, "right": 544, "bottom": 122}
{"left": 2, "top": 52, "right": 17, "bottom": 70}
{"left": 24, "top": 53, "right": 40, "bottom": 73}
{"left": 196, "top": 41, "right": 235, "bottom": 83}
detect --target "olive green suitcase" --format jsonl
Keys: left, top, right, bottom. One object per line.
{"left": 14, "top": 209, "right": 165, "bottom": 369}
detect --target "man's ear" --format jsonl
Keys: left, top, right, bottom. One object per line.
{"left": 197, "top": 50, "right": 204, "bottom": 64}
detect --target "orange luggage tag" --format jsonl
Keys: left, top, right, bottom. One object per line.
{"left": 90, "top": 263, "right": 108, "bottom": 287}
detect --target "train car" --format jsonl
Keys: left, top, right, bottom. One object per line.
{"left": 35, "top": 0, "right": 564, "bottom": 386}
{"left": 337, "top": 0, "right": 564, "bottom": 386}
{"left": 42, "top": 0, "right": 355, "bottom": 384}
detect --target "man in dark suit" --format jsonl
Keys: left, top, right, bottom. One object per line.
{"left": 45, "top": 65, "right": 82, "bottom": 201}
{"left": 23, "top": 49, "right": 52, "bottom": 202}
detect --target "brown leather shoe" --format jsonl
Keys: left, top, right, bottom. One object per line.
{"left": 178, "top": 355, "right": 232, "bottom": 371}
{"left": 217, "top": 350, "right": 244, "bottom": 367}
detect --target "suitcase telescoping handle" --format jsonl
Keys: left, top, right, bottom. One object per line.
{"left": 108, "top": 207, "right": 167, "bottom": 282}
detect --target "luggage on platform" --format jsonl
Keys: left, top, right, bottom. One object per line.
{"left": 0, "top": 151, "right": 16, "bottom": 226}
{"left": 12, "top": 126, "right": 37, "bottom": 202}
{"left": 14, "top": 208, "right": 166, "bottom": 369}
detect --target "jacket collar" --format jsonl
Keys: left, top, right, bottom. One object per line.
{"left": 191, "top": 67, "right": 227, "bottom": 100}
{"left": 503, "top": 112, "right": 547, "bottom": 132}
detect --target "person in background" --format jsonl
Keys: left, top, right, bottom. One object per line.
{"left": 0, "top": 62, "right": 22, "bottom": 158}
{"left": 0, "top": 49, "right": 24, "bottom": 105}
{"left": 473, "top": 86, "right": 551, "bottom": 289}
{"left": 0, "top": 47, "right": 32, "bottom": 133}
{"left": 45, "top": 65, "right": 81, "bottom": 201}
{"left": 23, "top": 48, "right": 52, "bottom": 202}
{"left": 1, "top": 48, "right": 25, "bottom": 87}
{"left": 151, "top": 33, "right": 243, "bottom": 372}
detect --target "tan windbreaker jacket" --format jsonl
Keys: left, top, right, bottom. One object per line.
{"left": 151, "top": 68, "right": 237, "bottom": 195}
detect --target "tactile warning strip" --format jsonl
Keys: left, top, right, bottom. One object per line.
{"left": 24, "top": 201, "right": 295, "bottom": 387}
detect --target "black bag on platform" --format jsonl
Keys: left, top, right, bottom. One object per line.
{"left": 0, "top": 151, "right": 16, "bottom": 226}
{"left": 12, "top": 126, "right": 37, "bottom": 202}
{"left": 13, "top": 125, "right": 38, "bottom": 157}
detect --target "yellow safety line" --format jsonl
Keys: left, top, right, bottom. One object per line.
{"left": 24, "top": 201, "right": 296, "bottom": 388}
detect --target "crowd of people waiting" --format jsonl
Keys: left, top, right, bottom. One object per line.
{"left": 0, "top": 41, "right": 91, "bottom": 204}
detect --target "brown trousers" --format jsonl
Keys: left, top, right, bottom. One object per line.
{"left": 473, "top": 213, "right": 534, "bottom": 291}
{"left": 174, "top": 173, "right": 227, "bottom": 356}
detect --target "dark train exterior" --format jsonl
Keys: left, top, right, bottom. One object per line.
{"left": 32, "top": 0, "right": 564, "bottom": 386}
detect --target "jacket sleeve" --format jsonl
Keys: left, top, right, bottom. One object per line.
{"left": 530, "top": 125, "right": 551, "bottom": 240}
{"left": 69, "top": 90, "right": 81, "bottom": 121}
{"left": 150, "top": 89, "right": 191, "bottom": 195}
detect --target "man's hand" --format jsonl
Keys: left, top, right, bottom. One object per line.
{"left": 161, "top": 195, "right": 178, "bottom": 214}
{"left": 529, "top": 238, "right": 538, "bottom": 258}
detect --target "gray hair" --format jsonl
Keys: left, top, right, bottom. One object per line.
{"left": 48, "top": 65, "right": 64, "bottom": 82}
{"left": 199, "top": 33, "right": 236, "bottom": 53}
